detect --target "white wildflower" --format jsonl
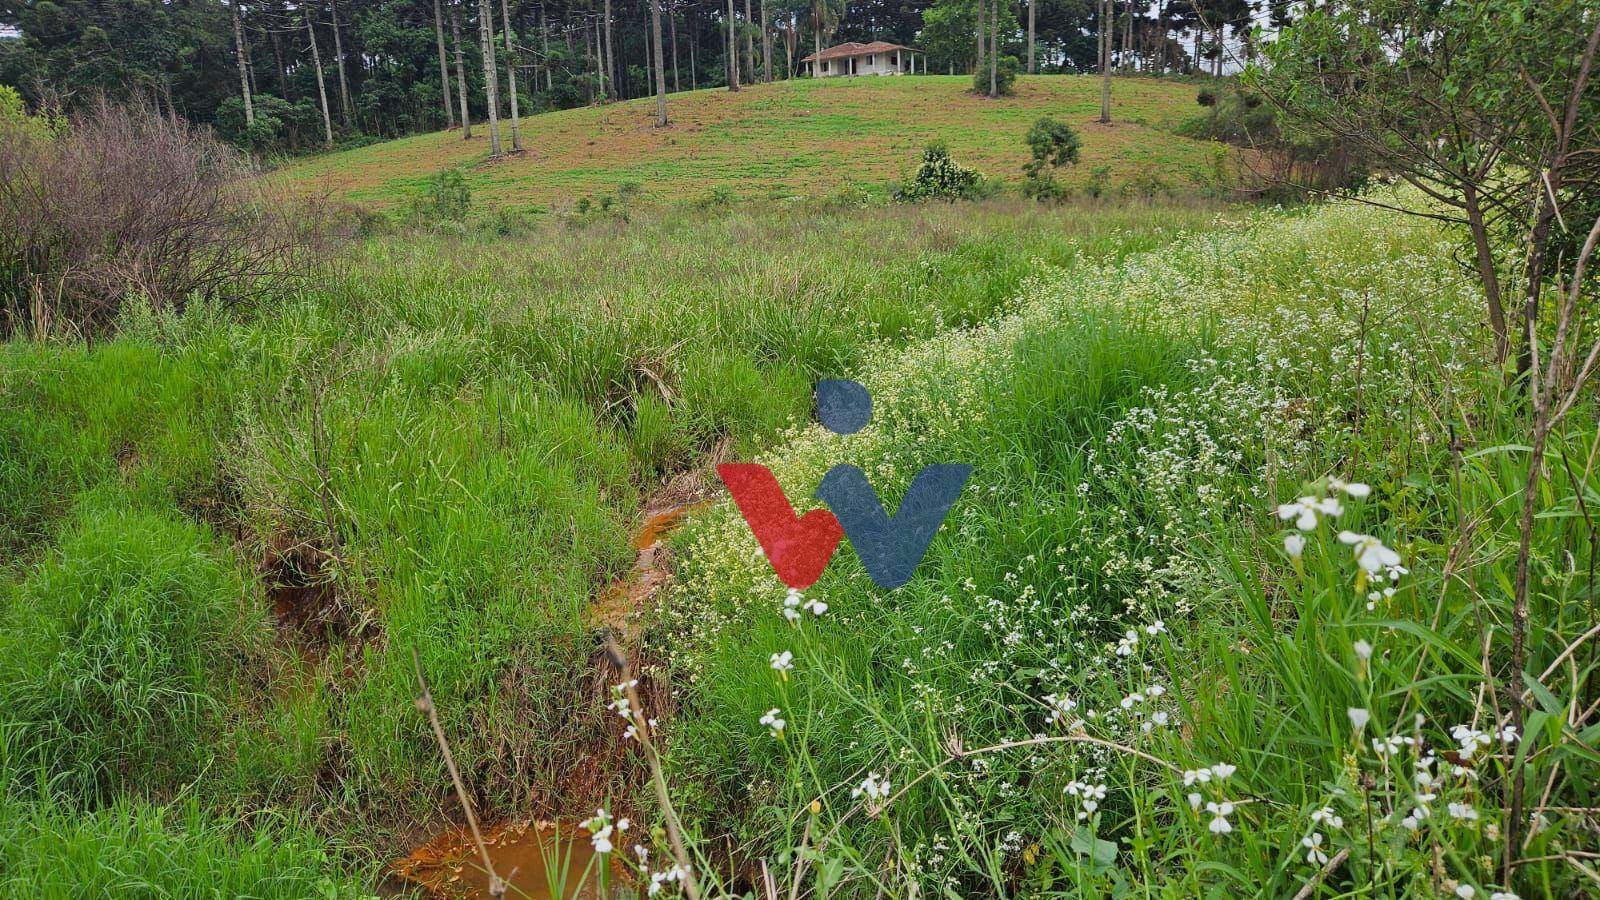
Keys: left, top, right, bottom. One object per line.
{"left": 769, "top": 650, "right": 794, "bottom": 675}
{"left": 1283, "top": 533, "right": 1306, "bottom": 558}
{"left": 1301, "top": 832, "right": 1328, "bottom": 865}
{"left": 759, "top": 708, "right": 786, "bottom": 738}
{"left": 1277, "top": 495, "right": 1344, "bottom": 531}
{"left": 1337, "top": 531, "right": 1401, "bottom": 574}
{"left": 1205, "top": 800, "right": 1234, "bottom": 834}
{"left": 1328, "top": 478, "right": 1371, "bottom": 499}
{"left": 1347, "top": 708, "right": 1370, "bottom": 732}
{"left": 853, "top": 772, "right": 890, "bottom": 801}
{"left": 1115, "top": 629, "right": 1139, "bottom": 657}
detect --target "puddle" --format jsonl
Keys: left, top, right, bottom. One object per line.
{"left": 390, "top": 821, "right": 620, "bottom": 899}
{"left": 392, "top": 493, "right": 713, "bottom": 897}
{"left": 588, "top": 501, "right": 710, "bottom": 643}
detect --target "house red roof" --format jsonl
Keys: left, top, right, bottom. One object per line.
{"left": 801, "top": 41, "right": 917, "bottom": 63}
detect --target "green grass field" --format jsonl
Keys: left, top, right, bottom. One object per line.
{"left": 285, "top": 76, "right": 1230, "bottom": 207}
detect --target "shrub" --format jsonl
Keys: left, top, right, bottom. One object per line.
{"left": 1177, "top": 83, "right": 1367, "bottom": 196}
{"left": 405, "top": 167, "right": 472, "bottom": 225}
{"left": 0, "top": 503, "right": 252, "bottom": 802}
{"left": 895, "top": 141, "right": 985, "bottom": 202}
{"left": 1021, "top": 116, "right": 1082, "bottom": 201}
{"left": 0, "top": 98, "right": 318, "bottom": 339}
{"left": 1086, "top": 164, "right": 1112, "bottom": 198}
{"left": 972, "top": 55, "right": 1019, "bottom": 96}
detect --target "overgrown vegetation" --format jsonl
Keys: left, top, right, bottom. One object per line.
{"left": 0, "top": 194, "right": 1218, "bottom": 891}
{"left": 0, "top": 98, "right": 321, "bottom": 339}
{"left": 654, "top": 196, "right": 1599, "bottom": 898}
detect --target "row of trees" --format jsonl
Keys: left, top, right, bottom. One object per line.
{"left": 0, "top": 0, "right": 1267, "bottom": 153}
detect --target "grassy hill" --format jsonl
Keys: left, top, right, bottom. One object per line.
{"left": 286, "top": 75, "right": 1223, "bottom": 207}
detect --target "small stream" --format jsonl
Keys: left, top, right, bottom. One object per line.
{"left": 389, "top": 500, "right": 707, "bottom": 898}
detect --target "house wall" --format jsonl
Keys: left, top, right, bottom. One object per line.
{"left": 814, "top": 52, "right": 915, "bottom": 77}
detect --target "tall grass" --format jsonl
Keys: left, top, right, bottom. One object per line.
{"left": 0, "top": 796, "right": 365, "bottom": 898}
{"left": 0, "top": 497, "right": 255, "bottom": 803}
{"left": 0, "top": 198, "right": 1221, "bottom": 880}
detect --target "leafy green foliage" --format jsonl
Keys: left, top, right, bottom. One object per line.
{"left": 405, "top": 167, "right": 472, "bottom": 225}
{"left": 1022, "top": 116, "right": 1081, "bottom": 200}
{"left": 895, "top": 140, "right": 984, "bottom": 202}
{"left": 973, "top": 54, "right": 1019, "bottom": 96}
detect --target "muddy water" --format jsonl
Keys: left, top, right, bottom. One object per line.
{"left": 390, "top": 821, "right": 619, "bottom": 899}
{"left": 588, "top": 501, "right": 710, "bottom": 643}
{"left": 393, "top": 500, "right": 708, "bottom": 898}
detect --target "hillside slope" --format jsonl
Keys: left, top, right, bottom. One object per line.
{"left": 286, "top": 75, "right": 1222, "bottom": 208}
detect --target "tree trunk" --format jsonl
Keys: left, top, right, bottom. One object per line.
{"left": 784, "top": 18, "right": 795, "bottom": 78}
{"left": 670, "top": 3, "right": 680, "bottom": 92}
{"left": 651, "top": 0, "right": 668, "bottom": 124}
{"left": 975, "top": 0, "right": 984, "bottom": 74}
{"left": 499, "top": 0, "right": 522, "bottom": 150}
{"left": 304, "top": 9, "right": 335, "bottom": 147}
{"left": 603, "top": 0, "right": 615, "bottom": 99}
{"left": 451, "top": 3, "right": 472, "bottom": 138}
{"left": 597, "top": 16, "right": 608, "bottom": 99}
{"left": 1026, "top": 0, "right": 1034, "bottom": 74}
{"left": 477, "top": 0, "right": 502, "bottom": 155}
{"left": 434, "top": 0, "right": 456, "bottom": 127}
{"left": 760, "top": 0, "right": 770, "bottom": 82}
{"left": 541, "top": 5, "right": 553, "bottom": 90}
{"left": 812, "top": 0, "right": 820, "bottom": 64}
{"left": 272, "top": 30, "right": 291, "bottom": 99}
{"left": 329, "top": 0, "right": 352, "bottom": 123}
{"left": 727, "top": 0, "right": 740, "bottom": 90}
{"left": 1463, "top": 183, "right": 1509, "bottom": 361}
{"left": 230, "top": 0, "right": 254, "bottom": 127}
{"left": 1156, "top": 0, "right": 1165, "bottom": 73}
{"left": 1122, "top": 0, "right": 1132, "bottom": 72}
{"left": 690, "top": 11, "right": 698, "bottom": 89}
{"left": 743, "top": 0, "right": 754, "bottom": 83}
{"left": 987, "top": 0, "right": 996, "bottom": 96}
{"left": 1099, "top": 0, "right": 1111, "bottom": 122}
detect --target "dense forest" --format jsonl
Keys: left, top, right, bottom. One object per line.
{"left": 0, "top": 0, "right": 1265, "bottom": 153}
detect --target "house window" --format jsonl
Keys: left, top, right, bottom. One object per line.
{"left": 867, "top": 55, "right": 874, "bottom": 65}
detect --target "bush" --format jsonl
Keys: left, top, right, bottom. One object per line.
{"left": 895, "top": 141, "right": 985, "bottom": 202}
{"left": 1021, "top": 116, "right": 1082, "bottom": 202}
{"left": 1177, "top": 83, "right": 1367, "bottom": 196}
{"left": 405, "top": 167, "right": 472, "bottom": 225}
{"left": 0, "top": 98, "right": 318, "bottom": 339}
{"left": 972, "top": 55, "right": 1019, "bottom": 96}
{"left": 1086, "top": 164, "right": 1112, "bottom": 198}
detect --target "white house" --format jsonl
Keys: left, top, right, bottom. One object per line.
{"left": 803, "top": 42, "right": 921, "bottom": 78}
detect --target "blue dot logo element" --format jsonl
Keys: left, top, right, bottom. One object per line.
{"left": 816, "top": 379, "right": 872, "bottom": 435}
